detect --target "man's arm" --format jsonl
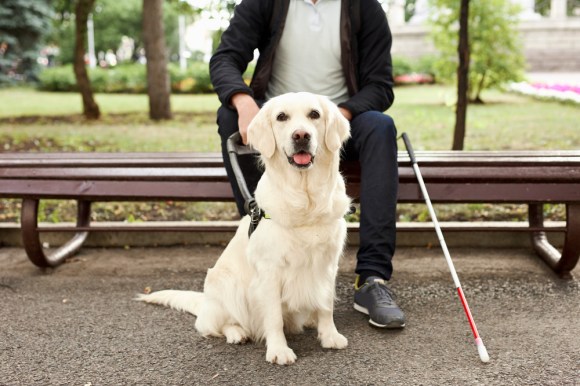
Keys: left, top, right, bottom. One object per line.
{"left": 338, "top": 0, "right": 395, "bottom": 117}
{"left": 209, "top": 0, "right": 271, "bottom": 108}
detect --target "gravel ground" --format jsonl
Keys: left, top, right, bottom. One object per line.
{"left": 0, "top": 245, "right": 578, "bottom": 385}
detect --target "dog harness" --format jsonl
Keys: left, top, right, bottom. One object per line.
{"left": 246, "top": 198, "right": 270, "bottom": 238}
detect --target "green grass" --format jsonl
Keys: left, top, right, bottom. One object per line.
{"left": 0, "top": 116, "right": 221, "bottom": 152}
{"left": 0, "top": 87, "right": 220, "bottom": 117}
{"left": 0, "top": 89, "right": 222, "bottom": 152}
{"left": 1, "top": 86, "right": 578, "bottom": 152}
{"left": 390, "top": 85, "right": 580, "bottom": 150}
{"left": 0, "top": 85, "right": 577, "bottom": 223}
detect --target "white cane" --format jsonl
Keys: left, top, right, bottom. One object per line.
{"left": 401, "top": 133, "right": 490, "bottom": 363}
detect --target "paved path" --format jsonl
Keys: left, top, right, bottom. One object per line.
{"left": 1, "top": 246, "right": 578, "bottom": 385}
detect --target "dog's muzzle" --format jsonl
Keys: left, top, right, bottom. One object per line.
{"left": 287, "top": 130, "right": 314, "bottom": 168}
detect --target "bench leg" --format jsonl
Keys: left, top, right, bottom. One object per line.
{"left": 529, "top": 203, "right": 580, "bottom": 278}
{"left": 21, "top": 199, "right": 92, "bottom": 268}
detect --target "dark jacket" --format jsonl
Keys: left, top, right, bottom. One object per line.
{"left": 209, "top": 0, "right": 395, "bottom": 118}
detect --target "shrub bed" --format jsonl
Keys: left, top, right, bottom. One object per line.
{"left": 392, "top": 56, "right": 437, "bottom": 85}
{"left": 38, "top": 62, "right": 214, "bottom": 94}
{"left": 39, "top": 58, "right": 435, "bottom": 93}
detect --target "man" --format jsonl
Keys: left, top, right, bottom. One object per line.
{"left": 209, "top": 0, "right": 405, "bottom": 329}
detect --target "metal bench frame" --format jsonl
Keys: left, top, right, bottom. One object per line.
{"left": 1, "top": 151, "right": 579, "bottom": 278}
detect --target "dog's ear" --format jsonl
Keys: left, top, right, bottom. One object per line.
{"left": 247, "top": 103, "right": 276, "bottom": 159}
{"left": 321, "top": 96, "right": 351, "bottom": 152}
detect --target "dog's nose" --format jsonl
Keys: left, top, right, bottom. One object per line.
{"left": 292, "top": 130, "right": 311, "bottom": 142}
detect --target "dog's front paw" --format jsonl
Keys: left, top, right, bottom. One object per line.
{"left": 266, "top": 345, "right": 297, "bottom": 365}
{"left": 319, "top": 331, "right": 348, "bottom": 350}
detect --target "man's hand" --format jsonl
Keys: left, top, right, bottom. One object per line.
{"left": 231, "top": 93, "right": 260, "bottom": 144}
{"left": 339, "top": 107, "right": 352, "bottom": 121}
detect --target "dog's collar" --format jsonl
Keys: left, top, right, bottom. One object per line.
{"left": 247, "top": 202, "right": 355, "bottom": 237}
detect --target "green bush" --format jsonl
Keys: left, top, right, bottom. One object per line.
{"left": 37, "top": 62, "right": 215, "bottom": 94}
{"left": 392, "top": 55, "right": 438, "bottom": 85}
{"left": 37, "top": 65, "right": 78, "bottom": 92}
{"left": 392, "top": 55, "right": 438, "bottom": 78}
{"left": 413, "top": 55, "right": 438, "bottom": 77}
{"left": 100, "top": 64, "right": 147, "bottom": 93}
{"left": 169, "top": 62, "right": 212, "bottom": 94}
{"left": 392, "top": 57, "right": 414, "bottom": 78}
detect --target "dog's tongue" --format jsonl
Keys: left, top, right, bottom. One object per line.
{"left": 293, "top": 152, "right": 312, "bottom": 165}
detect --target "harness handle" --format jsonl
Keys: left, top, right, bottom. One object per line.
{"left": 226, "top": 132, "right": 260, "bottom": 207}
{"left": 226, "top": 132, "right": 265, "bottom": 237}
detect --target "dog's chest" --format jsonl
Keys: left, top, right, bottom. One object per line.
{"left": 247, "top": 218, "right": 347, "bottom": 312}
{"left": 282, "top": 220, "right": 346, "bottom": 260}
{"left": 279, "top": 249, "right": 337, "bottom": 313}
{"left": 278, "top": 223, "right": 346, "bottom": 312}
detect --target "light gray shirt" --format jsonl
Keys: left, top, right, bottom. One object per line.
{"left": 266, "top": 0, "right": 349, "bottom": 104}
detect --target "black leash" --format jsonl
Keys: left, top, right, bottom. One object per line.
{"left": 226, "top": 132, "right": 266, "bottom": 237}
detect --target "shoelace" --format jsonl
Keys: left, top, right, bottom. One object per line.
{"left": 368, "top": 282, "right": 397, "bottom": 306}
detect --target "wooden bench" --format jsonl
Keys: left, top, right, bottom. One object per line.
{"left": 1, "top": 151, "right": 579, "bottom": 278}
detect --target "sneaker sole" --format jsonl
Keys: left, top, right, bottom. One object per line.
{"left": 353, "top": 303, "right": 406, "bottom": 329}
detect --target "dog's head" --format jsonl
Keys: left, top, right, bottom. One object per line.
{"left": 247, "top": 92, "right": 350, "bottom": 169}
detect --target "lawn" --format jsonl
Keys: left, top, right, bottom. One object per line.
{"left": 0, "top": 88, "right": 222, "bottom": 152}
{"left": 2, "top": 85, "right": 579, "bottom": 152}
{"left": 0, "top": 85, "right": 577, "bottom": 223}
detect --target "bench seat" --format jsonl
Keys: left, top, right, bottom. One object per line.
{"left": 1, "top": 150, "right": 579, "bottom": 277}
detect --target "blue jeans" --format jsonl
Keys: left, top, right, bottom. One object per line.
{"left": 217, "top": 106, "right": 398, "bottom": 280}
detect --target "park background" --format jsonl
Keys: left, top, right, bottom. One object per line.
{"left": 1, "top": 0, "right": 579, "bottom": 226}
{"left": 1, "top": 2, "right": 580, "bottom": 384}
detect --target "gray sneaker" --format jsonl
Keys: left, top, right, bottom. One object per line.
{"left": 354, "top": 276, "right": 406, "bottom": 328}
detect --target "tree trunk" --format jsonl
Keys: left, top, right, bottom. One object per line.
{"left": 74, "top": 0, "right": 100, "bottom": 120}
{"left": 472, "top": 70, "right": 487, "bottom": 104}
{"left": 452, "top": 0, "right": 470, "bottom": 150}
{"left": 143, "top": 0, "right": 172, "bottom": 120}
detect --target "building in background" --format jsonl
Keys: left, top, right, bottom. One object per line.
{"left": 386, "top": 0, "right": 580, "bottom": 72}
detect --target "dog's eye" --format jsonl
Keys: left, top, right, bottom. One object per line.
{"left": 308, "top": 110, "right": 320, "bottom": 120}
{"left": 276, "top": 112, "right": 288, "bottom": 122}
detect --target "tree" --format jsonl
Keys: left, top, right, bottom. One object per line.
{"left": 74, "top": 0, "right": 101, "bottom": 119}
{"left": 430, "top": 0, "right": 525, "bottom": 103}
{"left": 0, "top": 0, "right": 52, "bottom": 84}
{"left": 48, "top": 0, "right": 184, "bottom": 65}
{"left": 453, "top": 0, "right": 469, "bottom": 151}
{"left": 143, "top": 0, "right": 171, "bottom": 120}
{"left": 404, "top": 0, "right": 418, "bottom": 22}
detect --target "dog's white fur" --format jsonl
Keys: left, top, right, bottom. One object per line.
{"left": 137, "top": 92, "right": 351, "bottom": 365}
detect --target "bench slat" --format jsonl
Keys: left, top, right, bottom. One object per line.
{"left": 2, "top": 166, "right": 578, "bottom": 184}
{"left": 2, "top": 150, "right": 578, "bottom": 159}
{"left": 2, "top": 151, "right": 580, "bottom": 168}
{"left": 0, "top": 156, "right": 224, "bottom": 168}
{"left": 2, "top": 179, "right": 578, "bottom": 202}
{"left": 375, "top": 167, "right": 580, "bottom": 182}
{"left": 396, "top": 183, "right": 580, "bottom": 202}
{"left": 0, "top": 152, "right": 219, "bottom": 159}
{"left": 0, "top": 167, "right": 228, "bottom": 180}
{"left": 0, "top": 179, "right": 235, "bottom": 201}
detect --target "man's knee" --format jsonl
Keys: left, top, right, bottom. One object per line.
{"left": 351, "top": 111, "right": 397, "bottom": 143}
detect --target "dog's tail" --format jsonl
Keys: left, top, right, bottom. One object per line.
{"left": 136, "top": 290, "right": 204, "bottom": 316}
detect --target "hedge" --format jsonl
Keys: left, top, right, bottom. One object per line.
{"left": 38, "top": 57, "right": 436, "bottom": 93}
{"left": 38, "top": 62, "right": 215, "bottom": 94}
